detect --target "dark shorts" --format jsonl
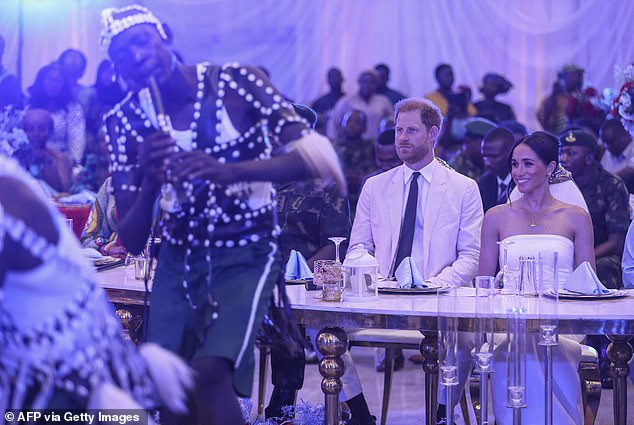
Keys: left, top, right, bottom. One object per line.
{"left": 147, "top": 238, "right": 280, "bottom": 397}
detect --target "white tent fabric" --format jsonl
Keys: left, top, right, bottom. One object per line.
{"left": 1, "top": 0, "right": 632, "bottom": 131}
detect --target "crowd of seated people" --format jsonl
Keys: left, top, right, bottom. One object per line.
{"left": 3, "top": 23, "right": 634, "bottom": 424}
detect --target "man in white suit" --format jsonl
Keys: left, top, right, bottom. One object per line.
{"left": 350, "top": 97, "right": 483, "bottom": 424}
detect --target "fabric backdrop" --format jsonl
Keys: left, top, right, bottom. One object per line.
{"left": 1, "top": 0, "right": 632, "bottom": 131}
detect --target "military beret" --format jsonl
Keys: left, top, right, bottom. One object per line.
{"left": 558, "top": 129, "right": 598, "bottom": 151}
{"left": 465, "top": 117, "right": 497, "bottom": 138}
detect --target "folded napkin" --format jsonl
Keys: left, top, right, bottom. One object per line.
{"left": 395, "top": 257, "right": 427, "bottom": 288}
{"left": 563, "top": 261, "right": 610, "bottom": 295}
{"left": 284, "top": 250, "right": 313, "bottom": 280}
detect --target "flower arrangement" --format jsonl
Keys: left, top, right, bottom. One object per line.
{"left": 239, "top": 398, "right": 325, "bottom": 425}
{"left": 0, "top": 106, "right": 30, "bottom": 167}
{"left": 611, "top": 64, "right": 634, "bottom": 136}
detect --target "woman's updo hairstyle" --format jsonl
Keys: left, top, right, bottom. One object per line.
{"left": 508, "top": 131, "right": 559, "bottom": 171}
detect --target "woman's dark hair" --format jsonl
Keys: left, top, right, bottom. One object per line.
{"left": 27, "top": 62, "right": 73, "bottom": 110}
{"left": 508, "top": 131, "right": 559, "bottom": 171}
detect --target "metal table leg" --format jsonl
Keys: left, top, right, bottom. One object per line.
{"left": 421, "top": 331, "right": 439, "bottom": 425}
{"left": 315, "top": 327, "right": 348, "bottom": 425}
{"left": 606, "top": 334, "right": 633, "bottom": 425}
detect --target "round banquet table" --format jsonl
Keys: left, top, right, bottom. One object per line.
{"left": 284, "top": 284, "right": 634, "bottom": 425}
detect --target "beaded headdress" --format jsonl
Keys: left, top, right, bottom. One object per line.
{"left": 100, "top": 5, "right": 168, "bottom": 51}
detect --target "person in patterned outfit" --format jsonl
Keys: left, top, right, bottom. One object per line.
{"left": 101, "top": 5, "right": 344, "bottom": 425}
{"left": 559, "top": 128, "right": 631, "bottom": 388}
{"left": 267, "top": 178, "right": 352, "bottom": 420}
{"left": 335, "top": 109, "right": 377, "bottom": 216}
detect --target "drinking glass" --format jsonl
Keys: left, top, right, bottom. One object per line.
{"left": 314, "top": 259, "right": 344, "bottom": 301}
{"left": 328, "top": 237, "right": 347, "bottom": 263}
{"left": 496, "top": 240, "right": 516, "bottom": 295}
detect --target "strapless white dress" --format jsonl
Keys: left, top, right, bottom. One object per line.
{"left": 492, "top": 234, "right": 583, "bottom": 425}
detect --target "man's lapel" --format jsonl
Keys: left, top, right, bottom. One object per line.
{"left": 423, "top": 161, "right": 448, "bottom": 265}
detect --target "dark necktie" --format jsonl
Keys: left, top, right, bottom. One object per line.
{"left": 497, "top": 181, "right": 508, "bottom": 205}
{"left": 393, "top": 171, "right": 420, "bottom": 275}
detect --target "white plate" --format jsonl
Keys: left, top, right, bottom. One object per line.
{"left": 544, "top": 289, "right": 628, "bottom": 300}
{"left": 378, "top": 283, "right": 450, "bottom": 295}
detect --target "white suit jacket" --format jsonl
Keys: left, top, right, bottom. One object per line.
{"left": 349, "top": 160, "right": 483, "bottom": 287}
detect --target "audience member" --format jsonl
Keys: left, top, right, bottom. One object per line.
{"left": 335, "top": 109, "right": 375, "bottom": 215}
{"left": 327, "top": 69, "right": 392, "bottom": 141}
{"left": 0, "top": 34, "right": 23, "bottom": 109}
{"left": 559, "top": 128, "right": 631, "bottom": 389}
{"left": 600, "top": 118, "right": 634, "bottom": 178}
{"left": 478, "top": 127, "right": 515, "bottom": 212}
{"left": 58, "top": 48, "right": 89, "bottom": 101}
{"left": 22, "top": 108, "right": 74, "bottom": 194}
{"left": 311, "top": 67, "right": 345, "bottom": 133}
{"left": 27, "top": 62, "right": 86, "bottom": 164}
{"left": 84, "top": 59, "right": 126, "bottom": 139}
{"left": 374, "top": 63, "right": 406, "bottom": 105}
{"left": 499, "top": 119, "right": 528, "bottom": 142}
{"left": 349, "top": 97, "right": 482, "bottom": 424}
{"left": 474, "top": 73, "right": 516, "bottom": 123}
{"left": 373, "top": 127, "right": 401, "bottom": 173}
{"left": 537, "top": 64, "right": 603, "bottom": 135}
{"left": 425, "top": 64, "right": 477, "bottom": 163}
{"left": 450, "top": 116, "right": 496, "bottom": 181}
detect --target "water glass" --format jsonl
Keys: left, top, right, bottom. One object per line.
{"left": 518, "top": 256, "right": 538, "bottom": 296}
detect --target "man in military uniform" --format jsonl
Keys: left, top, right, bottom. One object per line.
{"left": 335, "top": 109, "right": 377, "bottom": 215}
{"left": 266, "top": 105, "right": 358, "bottom": 422}
{"left": 559, "top": 128, "right": 631, "bottom": 388}
{"left": 450, "top": 117, "right": 497, "bottom": 181}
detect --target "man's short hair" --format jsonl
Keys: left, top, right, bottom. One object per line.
{"left": 394, "top": 97, "right": 443, "bottom": 132}
{"left": 375, "top": 63, "right": 389, "bottom": 74}
{"left": 483, "top": 127, "right": 514, "bottom": 147}
{"left": 434, "top": 63, "right": 452, "bottom": 80}
{"left": 601, "top": 118, "right": 628, "bottom": 135}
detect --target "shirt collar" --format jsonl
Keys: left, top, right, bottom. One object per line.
{"left": 497, "top": 174, "right": 512, "bottom": 186}
{"left": 402, "top": 159, "right": 435, "bottom": 185}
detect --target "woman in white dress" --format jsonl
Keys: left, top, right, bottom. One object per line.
{"left": 478, "top": 131, "right": 595, "bottom": 425}
{"left": 0, "top": 155, "right": 192, "bottom": 418}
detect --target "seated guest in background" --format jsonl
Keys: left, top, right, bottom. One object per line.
{"left": 559, "top": 128, "right": 631, "bottom": 388}
{"left": 537, "top": 64, "right": 603, "bottom": 135}
{"left": 424, "top": 63, "right": 477, "bottom": 118}
{"left": 623, "top": 219, "right": 634, "bottom": 288}
{"left": 327, "top": 69, "right": 393, "bottom": 141}
{"left": 600, "top": 118, "right": 634, "bottom": 180}
{"left": 474, "top": 73, "right": 516, "bottom": 123}
{"left": 266, "top": 104, "right": 352, "bottom": 420}
{"left": 479, "top": 131, "right": 594, "bottom": 425}
{"left": 83, "top": 59, "right": 126, "bottom": 144}
{"left": 57, "top": 48, "right": 89, "bottom": 104}
{"left": 27, "top": 62, "right": 86, "bottom": 164}
{"left": 450, "top": 116, "right": 497, "bottom": 181}
{"left": 371, "top": 127, "right": 401, "bottom": 176}
{"left": 559, "top": 129, "right": 630, "bottom": 289}
{"left": 311, "top": 67, "right": 345, "bottom": 134}
{"left": 374, "top": 63, "right": 406, "bottom": 106}
{"left": 0, "top": 34, "right": 23, "bottom": 109}
{"left": 350, "top": 97, "right": 482, "bottom": 424}
{"left": 0, "top": 154, "right": 192, "bottom": 415}
{"left": 478, "top": 127, "right": 515, "bottom": 212}
{"left": 335, "top": 109, "right": 375, "bottom": 215}
{"left": 80, "top": 176, "right": 125, "bottom": 257}
{"left": 22, "top": 108, "right": 74, "bottom": 194}
{"left": 499, "top": 119, "right": 528, "bottom": 142}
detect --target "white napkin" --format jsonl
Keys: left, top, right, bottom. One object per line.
{"left": 563, "top": 261, "right": 610, "bottom": 295}
{"left": 284, "top": 250, "right": 313, "bottom": 280}
{"left": 395, "top": 257, "right": 427, "bottom": 288}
